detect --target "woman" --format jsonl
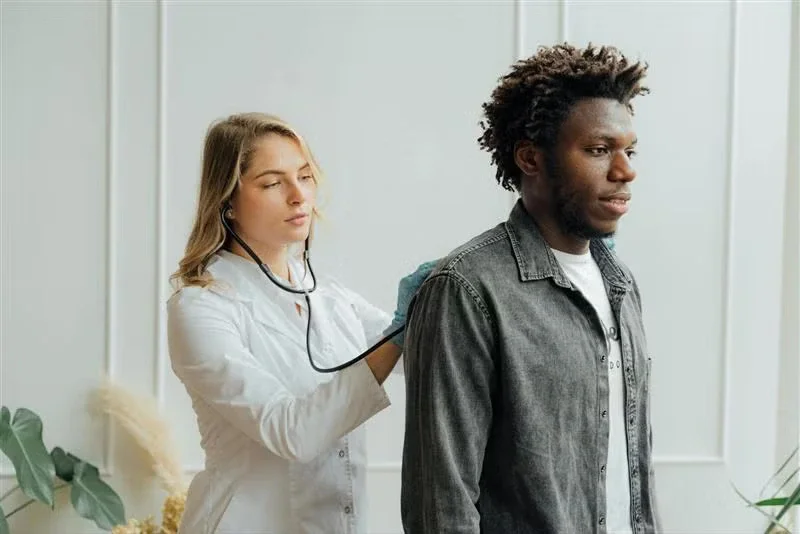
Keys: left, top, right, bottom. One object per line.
{"left": 167, "top": 112, "right": 434, "bottom": 534}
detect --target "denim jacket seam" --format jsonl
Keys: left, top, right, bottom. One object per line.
{"left": 430, "top": 271, "right": 494, "bottom": 327}
{"left": 444, "top": 229, "right": 507, "bottom": 269}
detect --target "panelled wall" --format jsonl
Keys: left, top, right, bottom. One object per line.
{"left": 2, "top": 1, "right": 797, "bottom": 532}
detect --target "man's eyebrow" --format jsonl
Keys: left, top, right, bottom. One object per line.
{"left": 587, "top": 134, "right": 638, "bottom": 146}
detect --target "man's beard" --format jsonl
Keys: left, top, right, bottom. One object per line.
{"left": 545, "top": 155, "right": 614, "bottom": 240}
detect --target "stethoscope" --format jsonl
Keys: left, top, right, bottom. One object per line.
{"left": 219, "top": 203, "right": 403, "bottom": 373}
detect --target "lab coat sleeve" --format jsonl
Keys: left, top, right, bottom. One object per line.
{"left": 167, "top": 289, "right": 391, "bottom": 463}
{"left": 334, "top": 282, "right": 393, "bottom": 347}
{"left": 336, "top": 284, "right": 408, "bottom": 375}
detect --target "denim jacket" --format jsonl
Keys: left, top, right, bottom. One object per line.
{"left": 401, "top": 200, "right": 660, "bottom": 534}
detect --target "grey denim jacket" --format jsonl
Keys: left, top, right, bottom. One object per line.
{"left": 401, "top": 200, "right": 660, "bottom": 534}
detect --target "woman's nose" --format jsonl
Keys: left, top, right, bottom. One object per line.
{"left": 287, "top": 180, "right": 306, "bottom": 204}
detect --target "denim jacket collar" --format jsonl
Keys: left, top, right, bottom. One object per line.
{"left": 504, "top": 198, "right": 632, "bottom": 292}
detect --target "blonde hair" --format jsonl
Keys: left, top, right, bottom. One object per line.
{"left": 171, "top": 112, "right": 324, "bottom": 289}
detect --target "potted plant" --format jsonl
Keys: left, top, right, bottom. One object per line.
{"left": 736, "top": 446, "right": 799, "bottom": 533}
{"left": 0, "top": 406, "right": 126, "bottom": 533}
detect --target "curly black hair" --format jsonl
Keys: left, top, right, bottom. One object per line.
{"left": 478, "top": 43, "right": 650, "bottom": 191}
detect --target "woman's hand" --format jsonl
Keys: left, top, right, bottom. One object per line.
{"left": 385, "top": 260, "right": 440, "bottom": 348}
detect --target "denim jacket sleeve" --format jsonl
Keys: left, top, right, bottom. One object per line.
{"left": 401, "top": 272, "right": 496, "bottom": 534}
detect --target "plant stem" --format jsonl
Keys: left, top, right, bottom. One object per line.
{"left": 3, "top": 483, "right": 69, "bottom": 519}
{"left": 0, "top": 485, "right": 20, "bottom": 503}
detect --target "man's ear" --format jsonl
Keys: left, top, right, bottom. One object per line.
{"left": 514, "top": 140, "right": 544, "bottom": 179}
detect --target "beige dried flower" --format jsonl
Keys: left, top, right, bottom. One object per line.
{"left": 111, "top": 516, "right": 159, "bottom": 534}
{"left": 160, "top": 491, "right": 188, "bottom": 534}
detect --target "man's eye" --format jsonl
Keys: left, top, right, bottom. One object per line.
{"left": 626, "top": 149, "right": 638, "bottom": 159}
{"left": 587, "top": 147, "right": 609, "bottom": 156}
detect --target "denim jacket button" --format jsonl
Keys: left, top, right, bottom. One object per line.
{"left": 599, "top": 516, "right": 605, "bottom": 525}
{"left": 601, "top": 410, "right": 608, "bottom": 418}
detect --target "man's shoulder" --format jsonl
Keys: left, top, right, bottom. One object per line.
{"left": 434, "top": 222, "right": 510, "bottom": 276}
{"left": 409, "top": 223, "right": 510, "bottom": 328}
{"left": 419, "top": 221, "right": 520, "bottom": 308}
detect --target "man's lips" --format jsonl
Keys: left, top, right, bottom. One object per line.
{"left": 599, "top": 194, "right": 630, "bottom": 216}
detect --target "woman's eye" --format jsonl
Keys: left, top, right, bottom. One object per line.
{"left": 262, "top": 181, "right": 280, "bottom": 189}
{"left": 300, "top": 175, "right": 314, "bottom": 182}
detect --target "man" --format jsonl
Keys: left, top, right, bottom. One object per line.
{"left": 401, "top": 43, "right": 660, "bottom": 533}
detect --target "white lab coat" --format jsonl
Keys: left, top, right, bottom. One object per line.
{"left": 167, "top": 250, "right": 393, "bottom": 534}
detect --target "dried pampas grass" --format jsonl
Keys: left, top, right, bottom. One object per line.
{"left": 91, "top": 380, "right": 186, "bottom": 495}
{"left": 91, "top": 379, "right": 189, "bottom": 534}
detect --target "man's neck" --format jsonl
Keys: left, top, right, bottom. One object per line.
{"left": 521, "top": 197, "right": 590, "bottom": 255}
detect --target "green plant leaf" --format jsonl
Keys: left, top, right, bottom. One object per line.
{"left": 730, "top": 483, "right": 792, "bottom": 534}
{"left": 70, "top": 461, "right": 125, "bottom": 530}
{"left": 774, "top": 480, "right": 800, "bottom": 523}
{"left": 759, "top": 446, "right": 798, "bottom": 498}
{"left": 773, "top": 466, "right": 800, "bottom": 499}
{"left": 52, "top": 448, "right": 101, "bottom": 483}
{"left": 50, "top": 447, "right": 81, "bottom": 482}
{"left": 0, "top": 504, "right": 9, "bottom": 534}
{"left": 756, "top": 497, "right": 796, "bottom": 506}
{"left": 0, "top": 407, "right": 55, "bottom": 507}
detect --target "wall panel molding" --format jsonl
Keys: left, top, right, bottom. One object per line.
{"left": 719, "top": 0, "right": 740, "bottom": 464}
{"left": 102, "top": 0, "right": 119, "bottom": 478}
{"left": 155, "top": 0, "right": 168, "bottom": 409}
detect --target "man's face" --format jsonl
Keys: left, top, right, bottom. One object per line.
{"left": 543, "top": 98, "right": 638, "bottom": 239}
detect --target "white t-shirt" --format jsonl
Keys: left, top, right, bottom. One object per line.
{"left": 551, "top": 248, "right": 633, "bottom": 534}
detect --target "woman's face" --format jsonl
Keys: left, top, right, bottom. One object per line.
{"left": 228, "top": 133, "right": 317, "bottom": 254}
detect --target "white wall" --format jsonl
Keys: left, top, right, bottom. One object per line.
{"left": 1, "top": 1, "right": 797, "bottom": 533}
{"left": 780, "top": 0, "right": 800, "bottom": 446}
{"left": 777, "top": 0, "right": 800, "bottom": 528}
